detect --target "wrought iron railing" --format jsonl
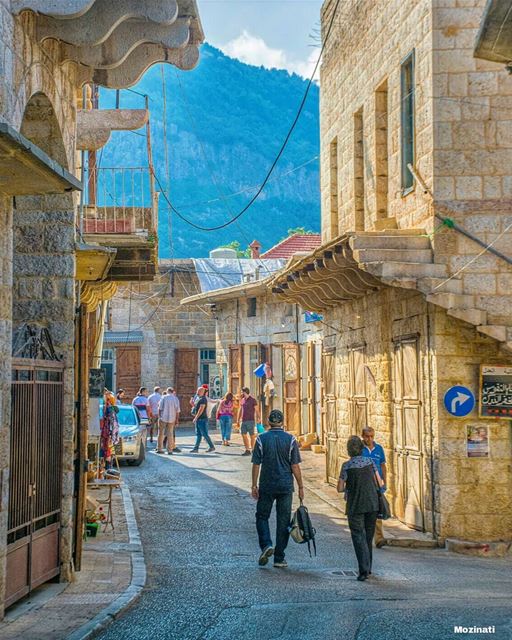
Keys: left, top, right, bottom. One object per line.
{"left": 83, "top": 166, "right": 157, "bottom": 236}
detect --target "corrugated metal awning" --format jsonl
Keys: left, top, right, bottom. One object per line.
{"left": 104, "top": 330, "right": 143, "bottom": 345}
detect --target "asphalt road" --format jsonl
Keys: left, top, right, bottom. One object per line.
{"left": 95, "top": 428, "right": 512, "bottom": 640}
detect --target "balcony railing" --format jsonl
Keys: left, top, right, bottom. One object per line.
{"left": 83, "top": 167, "right": 157, "bottom": 237}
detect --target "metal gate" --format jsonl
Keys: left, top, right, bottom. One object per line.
{"left": 6, "top": 358, "right": 64, "bottom": 608}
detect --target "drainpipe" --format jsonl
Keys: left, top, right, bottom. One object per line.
{"left": 426, "top": 302, "right": 438, "bottom": 541}
{"left": 295, "top": 304, "right": 300, "bottom": 344}
{"left": 92, "top": 302, "right": 108, "bottom": 369}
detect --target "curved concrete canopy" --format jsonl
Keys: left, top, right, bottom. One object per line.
{"left": 79, "top": 44, "right": 200, "bottom": 89}
{"left": 37, "top": 0, "right": 179, "bottom": 46}
{"left": 76, "top": 108, "right": 149, "bottom": 150}
{"left": 11, "top": 0, "right": 96, "bottom": 18}
{"left": 60, "top": 17, "right": 190, "bottom": 68}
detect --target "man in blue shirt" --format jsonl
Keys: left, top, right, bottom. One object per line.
{"left": 251, "top": 409, "right": 304, "bottom": 568}
{"left": 362, "top": 426, "right": 387, "bottom": 548}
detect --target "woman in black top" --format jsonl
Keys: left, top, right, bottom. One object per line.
{"left": 337, "top": 435, "right": 383, "bottom": 581}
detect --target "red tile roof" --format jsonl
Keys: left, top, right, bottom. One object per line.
{"left": 261, "top": 234, "right": 322, "bottom": 259}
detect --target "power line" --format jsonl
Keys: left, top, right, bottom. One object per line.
{"left": 152, "top": 0, "right": 341, "bottom": 232}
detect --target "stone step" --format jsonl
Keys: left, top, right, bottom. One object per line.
{"left": 373, "top": 217, "right": 398, "bottom": 231}
{"left": 353, "top": 248, "right": 433, "bottom": 264}
{"left": 361, "top": 261, "right": 448, "bottom": 279}
{"left": 477, "top": 325, "right": 507, "bottom": 342}
{"left": 447, "top": 307, "right": 487, "bottom": 326}
{"left": 350, "top": 234, "right": 431, "bottom": 251}
{"left": 417, "top": 277, "right": 463, "bottom": 295}
{"left": 426, "top": 292, "right": 475, "bottom": 310}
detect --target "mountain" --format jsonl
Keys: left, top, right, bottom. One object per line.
{"left": 100, "top": 44, "right": 320, "bottom": 258}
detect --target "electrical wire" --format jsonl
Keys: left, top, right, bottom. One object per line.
{"left": 152, "top": 0, "right": 342, "bottom": 232}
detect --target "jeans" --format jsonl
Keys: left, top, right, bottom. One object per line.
{"left": 347, "top": 511, "right": 378, "bottom": 576}
{"left": 256, "top": 492, "right": 293, "bottom": 563}
{"left": 218, "top": 415, "right": 233, "bottom": 441}
{"left": 193, "top": 419, "right": 214, "bottom": 450}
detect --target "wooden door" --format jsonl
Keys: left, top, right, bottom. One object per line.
{"left": 115, "top": 346, "right": 141, "bottom": 402}
{"left": 322, "top": 350, "right": 338, "bottom": 484}
{"left": 271, "top": 345, "right": 283, "bottom": 411}
{"left": 348, "top": 346, "right": 368, "bottom": 431}
{"left": 283, "top": 344, "right": 300, "bottom": 434}
{"left": 392, "top": 337, "right": 424, "bottom": 530}
{"left": 307, "top": 342, "right": 317, "bottom": 435}
{"left": 175, "top": 348, "right": 199, "bottom": 419}
{"left": 229, "top": 345, "right": 243, "bottom": 426}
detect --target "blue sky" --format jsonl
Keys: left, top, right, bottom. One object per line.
{"left": 198, "top": 0, "right": 323, "bottom": 77}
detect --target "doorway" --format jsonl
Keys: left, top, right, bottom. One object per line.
{"left": 392, "top": 336, "right": 425, "bottom": 530}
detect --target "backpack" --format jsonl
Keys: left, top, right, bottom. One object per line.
{"left": 289, "top": 502, "right": 316, "bottom": 556}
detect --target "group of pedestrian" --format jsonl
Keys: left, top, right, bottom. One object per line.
{"left": 251, "top": 417, "right": 388, "bottom": 580}
{"left": 118, "top": 385, "right": 182, "bottom": 455}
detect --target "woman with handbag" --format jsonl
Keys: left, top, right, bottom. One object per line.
{"left": 337, "top": 435, "right": 384, "bottom": 581}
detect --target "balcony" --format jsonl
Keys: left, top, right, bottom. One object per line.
{"left": 82, "top": 167, "right": 158, "bottom": 281}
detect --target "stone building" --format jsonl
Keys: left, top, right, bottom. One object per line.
{"left": 181, "top": 235, "right": 323, "bottom": 441}
{"left": 104, "top": 260, "right": 217, "bottom": 419}
{"left": 0, "top": 0, "right": 203, "bottom": 613}
{"left": 269, "top": 0, "right": 512, "bottom": 548}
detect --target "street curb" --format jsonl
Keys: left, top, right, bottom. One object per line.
{"left": 67, "top": 483, "right": 146, "bottom": 640}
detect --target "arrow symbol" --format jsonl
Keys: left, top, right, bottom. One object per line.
{"left": 451, "top": 391, "right": 471, "bottom": 414}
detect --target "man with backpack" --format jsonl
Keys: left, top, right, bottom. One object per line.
{"left": 251, "top": 409, "right": 304, "bottom": 568}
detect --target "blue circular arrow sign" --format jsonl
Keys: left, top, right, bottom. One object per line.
{"left": 443, "top": 386, "right": 475, "bottom": 417}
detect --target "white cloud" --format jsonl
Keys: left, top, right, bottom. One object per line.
{"left": 219, "top": 30, "right": 319, "bottom": 80}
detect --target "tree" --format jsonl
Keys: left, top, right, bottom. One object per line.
{"left": 283, "top": 227, "right": 316, "bottom": 239}
{"left": 220, "top": 240, "right": 251, "bottom": 258}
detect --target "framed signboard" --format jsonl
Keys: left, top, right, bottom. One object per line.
{"left": 479, "top": 365, "right": 512, "bottom": 418}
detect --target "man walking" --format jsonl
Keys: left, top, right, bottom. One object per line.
{"left": 251, "top": 409, "right": 304, "bottom": 569}
{"left": 362, "top": 426, "right": 387, "bottom": 548}
{"left": 158, "top": 387, "right": 181, "bottom": 454}
{"left": 238, "top": 387, "right": 260, "bottom": 456}
{"left": 148, "top": 386, "right": 162, "bottom": 446}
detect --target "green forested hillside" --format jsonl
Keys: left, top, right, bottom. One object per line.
{"left": 100, "top": 44, "right": 320, "bottom": 258}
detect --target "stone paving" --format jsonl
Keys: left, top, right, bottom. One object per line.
{"left": 95, "top": 427, "right": 512, "bottom": 640}
{"left": 0, "top": 485, "right": 133, "bottom": 640}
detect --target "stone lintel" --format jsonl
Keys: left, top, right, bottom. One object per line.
{"left": 59, "top": 17, "right": 191, "bottom": 69}
{"left": 0, "top": 122, "right": 82, "bottom": 196}
{"left": 76, "top": 109, "right": 149, "bottom": 151}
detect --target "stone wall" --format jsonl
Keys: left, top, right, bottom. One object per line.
{"left": 320, "top": 0, "right": 434, "bottom": 239}
{"left": 432, "top": 307, "right": 512, "bottom": 541}
{"left": 0, "top": 0, "right": 80, "bottom": 611}
{"left": 109, "top": 260, "right": 216, "bottom": 389}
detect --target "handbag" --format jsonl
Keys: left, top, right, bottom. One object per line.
{"left": 373, "top": 473, "right": 391, "bottom": 520}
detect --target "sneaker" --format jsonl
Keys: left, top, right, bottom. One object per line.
{"left": 258, "top": 546, "right": 274, "bottom": 566}
{"left": 241, "top": 450, "right": 251, "bottom": 456}
{"left": 172, "top": 447, "right": 182, "bottom": 453}
{"left": 190, "top": 448, "right": 199, "bottom": 453}
{"left": 156, "top": 449, "right": 166, "bottom": 454}
{"left": 206, "top": 447, "right": 216, "bottom": 453}
{"left": 166, "top": 450, "right": 173, "bottom": 455}
{"left": 273, "top": 560, "right": 288, "bottom": 569}
{"left": 375, "top": 540, "right": 387, "bottom": 549}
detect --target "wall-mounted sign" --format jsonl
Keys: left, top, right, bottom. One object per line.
{"left": 466, "top": 425, "right": 489, "bottom": 458}
{"left": 479, "top": 365, "right": 512, "bottom": 418}
{"left": 443, "top": 385, "right": 475, "bottom": 417}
